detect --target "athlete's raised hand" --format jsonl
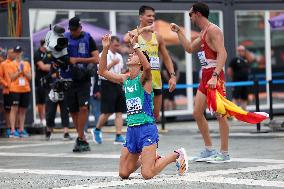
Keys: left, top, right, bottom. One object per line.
{"left": 128, "top": 31, "right": 138, "bottom": 46}
{"left": 170, "top": 23, "right": 181, "bottom": 33}
{"left": 102, "top": 34, "right": 111, "bottom": 48}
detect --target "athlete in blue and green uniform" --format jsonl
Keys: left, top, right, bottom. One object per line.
{"left": 99, "top": 33, "right": 188, "bottom": 180}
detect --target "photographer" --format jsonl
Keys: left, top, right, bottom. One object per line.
{"left": 42, "top": 51, "right": 72, "bottom": 141}
{"left": 64, "top": 17, "right": 99, "bottom": 152}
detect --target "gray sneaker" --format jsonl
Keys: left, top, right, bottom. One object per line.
{"left": 206, "top": 153, "right": 231, "bottom": 164}
{"left": 191, "top": 149, "right": 217, "bottom": 162}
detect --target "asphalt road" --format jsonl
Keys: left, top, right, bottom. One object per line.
{"left": 0, "top": 119, "right": 283, "bottom": 189}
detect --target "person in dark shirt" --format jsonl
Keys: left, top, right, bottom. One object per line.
{"left": 227, "top": 45, "right": 254, "bottom": 110}
{"left": 34, "top": 39, "right": 50, "bottom": 126}
{"left": 64, "top": 17, "right": 100, "bottom": 152}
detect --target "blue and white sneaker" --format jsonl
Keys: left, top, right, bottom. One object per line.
{"left": 94, "top": 130, "right": 102, "bottom": 144}
{"left": 6, "top": 128, "right": 11, "bottom": 138}
{"left": 114, "top": 135, "right": 125, "bottom": 145}
{"left": 191, "top": 149, "right": 217, "bottom": 162}
{"left": 175, "top": 148, "right": 189, "bottom": 176}
{"left": 9, "top": 130, "right": 20, "bottom": 138}
{"left": 206, "top": 153, "right": 231, "bottom": 164}
{"left": 19, "top": 129, "right": 29, "bottom": 138}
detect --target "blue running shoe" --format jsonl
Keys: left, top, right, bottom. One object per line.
{"left": 175, "top": 148, "right": 189, "bottom": 176}
{"left": 9, "top": 130, "right": 20, "bottom": 138}
{"left": 19, "top": 129, "right": 29, "bottom": 138}
{"left": 114, "top": 135, "right": 125, "bottom": 145}
{"left": 6, "top": 128, "right": 11, "bottom": 138}
{"left": 94, "top": 130, "right": 102, "bottom": 144}
{"left": 191, "top": 149, "right": 217, "bottom": 162}
{"left": 206, "top": 153, "right": 231, "bottom": 164}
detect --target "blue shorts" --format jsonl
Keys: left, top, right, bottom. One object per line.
{"left": 123, "top": 123, "right": 159, "bottom": 154}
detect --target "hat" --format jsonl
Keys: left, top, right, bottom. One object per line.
{"left": 69, "top": 17, "right": 81, "bottom": 31}
{"left": 13, "top": 45, "right": 22, "bottom": 53}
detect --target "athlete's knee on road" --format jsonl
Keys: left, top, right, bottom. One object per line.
{"left": 141, "top": 168, "right": 155, "bottom": 180}
{"left": 119, "top": 169, "right": 131, "bottom": 179}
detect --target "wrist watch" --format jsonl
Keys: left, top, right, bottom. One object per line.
{"left": 212, "top": 72, "right": 219, "bottom": 78}
{"left": 170, "top": 72, "right": 176, "bottom": 77}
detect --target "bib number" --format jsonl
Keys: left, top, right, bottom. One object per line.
{"left": 78, "top": 43, "right": 86, "bottom": 54}
{"left": 126, "top": 97, "right": 143, "bottom": 115}
{"left": 149, "top": 57, "right": 160, "bottom": 70}
{"left": 197, "top": 51, "right": 208, "bottom": 67}
{"left": 19, "top": 77, "right": 25, "bottom": 86}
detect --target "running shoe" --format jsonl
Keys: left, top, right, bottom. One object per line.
{"left": 191, "top": 149, "right": 217, "bottom": 162}
{"left": 73, "top": 137, "right": 91, "bottom": 152}
{"left": 19, "top": 129, "right": 29, "bottom": 138}
{"left": 94, "top": 130, "right": 102, "bottom": 144}
{"left": 114, "top": 135, "right": 125, "bottom": 145}
{"left": 175, "top": 148, "right": 189, "bottom": 176}
{"left": 206, "top": 153, "right": 231, "bottom": 164}
{"left": 63, "top": 132, "right": 73, "bottom": 141}
{"left": 9, "top": 130, "right": 20, "bottom": 138}
{"left": 6, "top": 128, "right": 11, "bottom": 138}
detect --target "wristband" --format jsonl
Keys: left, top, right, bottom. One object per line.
{"left": 133, "top": 43, "right": 140, "bottom": 50}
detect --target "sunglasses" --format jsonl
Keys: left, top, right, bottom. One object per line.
{"left": 189, "top": 11, "right": 195, "bottom": 18}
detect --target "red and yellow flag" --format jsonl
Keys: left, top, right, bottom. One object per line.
{"left": 206, "top": 87, "right": 269, "bottom": 124}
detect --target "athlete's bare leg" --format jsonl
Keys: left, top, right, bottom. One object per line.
{"left": 119, "top": 147, "right": 140, "bottom": 179}
{"left": 153, "top": 94, "right": 162, "bottom": 120}
{"left": 193, "top": 90, "right": 212, "bottom": 147}
{"left": 140, "top": 144, "right": 178, "bottom": 180}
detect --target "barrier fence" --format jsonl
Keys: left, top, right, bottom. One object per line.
{"left": 162, "top": 79, "right": 284, "bottom": 132}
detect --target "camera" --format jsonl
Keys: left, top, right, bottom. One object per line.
{"left": 43, "top": 25, "right": 72, "bottom": 102}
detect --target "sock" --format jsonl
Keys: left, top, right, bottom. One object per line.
{"left": 95, "top": 128, "right": 101, "bottom": 131}
{"left": 220, "top": 151, "right": 228, "bottom": 155}
{"left": 205, "top": 146, "right": 213, "bottom": 151}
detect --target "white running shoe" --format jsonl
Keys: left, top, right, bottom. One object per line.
{"left": 175, "top": 148, "right": 189, "bottom": 176}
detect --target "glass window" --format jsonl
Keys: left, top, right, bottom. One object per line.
{"left": 235, "top": 11, "right": 266, "bottom": 106}
{"left": 270, "top": 11, "right": 284, "bottom": 106}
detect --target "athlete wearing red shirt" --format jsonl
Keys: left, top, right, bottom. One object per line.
{"left": 171, "top": 2, "right": 230, "bottom": 163}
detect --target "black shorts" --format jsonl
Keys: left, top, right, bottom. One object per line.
{"left": 100, "top": 80, "right": 126, "bottom": 113}
{"left": 232, "top": 86, "right": 248, "bottom": 100}
{"left": 163, "top": 91, "right": 175, "bottom": 101}
{"left": 153, "top": 89, "right": 162, "bottom": 96}
{"left": 65, "top": 83, "right": 90, "bottom": 113}
{"left": 10, "top": 92, "right": 30, "bottom": 108}
{"left": 3, "top": 94, "right": 12, "bottom": 111}
{"left": 36, "top": 87, "right": 46, "bottom": 105}
{"left": 45, "top": 90, "right": 69, "bottom": 128}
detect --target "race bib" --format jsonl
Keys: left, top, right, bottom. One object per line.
{"left": 19, "top": 77, "right": 25, "bottom": 86}
{"left": 197, "top": 51, "right": 208, "bottom": 67}
{"left": 149, "top": 57, "right": 160, "bottom": 70}
{"left": 126, "top": 97, "right": 143, "bottom": 115}
{"left": 78, "top": 43, "right": 86, "bottom": 54}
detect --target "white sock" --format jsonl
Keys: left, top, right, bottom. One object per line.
{"left": 205, "top": 146, "right": 213, "bottom": 151}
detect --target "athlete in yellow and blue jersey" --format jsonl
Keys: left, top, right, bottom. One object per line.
{"left": 124, "top": 5, "right": 177, "bottom": 120}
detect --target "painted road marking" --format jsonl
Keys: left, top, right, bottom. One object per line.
{"left": 0, "top": 152, "right": 284, "bottom": 164}
{"left": 0, "top": 164, "right": 283, "bottom": 188}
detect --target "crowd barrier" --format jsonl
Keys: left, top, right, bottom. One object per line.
{"left": 162, "top": 79, "right": 284, "bottom": 132}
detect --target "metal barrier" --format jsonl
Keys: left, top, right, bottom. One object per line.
{"left": 162, "top": 79, "right": 284, "bottom": 132}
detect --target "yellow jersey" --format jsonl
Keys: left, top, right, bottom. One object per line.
{"left": 138, "top": 33, "right": 162, "bottom": 90}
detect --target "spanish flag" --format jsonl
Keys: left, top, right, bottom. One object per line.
{"left": 206, "top": 87, "right": 269, "bottom": 124}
